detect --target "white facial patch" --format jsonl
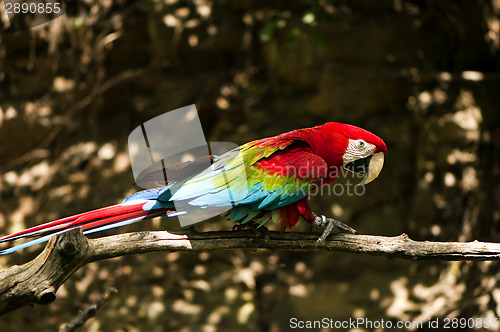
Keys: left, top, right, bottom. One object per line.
{"left": 342, "top": 139, "right": 376, "bottom": 165}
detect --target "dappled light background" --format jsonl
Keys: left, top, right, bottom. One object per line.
{"left": 0, "top": 0, "right": 499, "bottom": 331}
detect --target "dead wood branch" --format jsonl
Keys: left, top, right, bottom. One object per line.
{"left": 59, "top": 288, "right": 118, "bottom": 332}
{"left": 1, "top": 228, "right": 499, "bottom": 315}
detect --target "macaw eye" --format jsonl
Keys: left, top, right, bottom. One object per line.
{"left": 356, "top": 140, "right": 366, "bottom": 151}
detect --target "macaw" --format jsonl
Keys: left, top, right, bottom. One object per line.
{"left": 0, "top": 122, "right": 387, "bottom": 255}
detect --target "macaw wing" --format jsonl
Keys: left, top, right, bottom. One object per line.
{"left": 236, "top": 144, "right": 328, "bottom": 211}
{"left": 168, "top": 139, "right": 328, "bottom": 212}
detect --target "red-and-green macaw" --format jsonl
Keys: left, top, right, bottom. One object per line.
{"left": 0, "top": 122, "right": 386, "bottom": 254}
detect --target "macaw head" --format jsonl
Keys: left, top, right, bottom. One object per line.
{"left": 311, "top": 122, "right": 387, "bottom": 185}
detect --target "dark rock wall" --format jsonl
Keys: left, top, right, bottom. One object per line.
{"left": 0, "top": 1, "right": 499, "bottom": 331}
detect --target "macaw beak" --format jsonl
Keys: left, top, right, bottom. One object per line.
{"left": 344, "top": 152, "right": 385, "bottom": 186}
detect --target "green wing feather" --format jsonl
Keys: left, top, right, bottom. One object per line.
{"left": 170, "top": 135, "right": 326, "bottom": 217}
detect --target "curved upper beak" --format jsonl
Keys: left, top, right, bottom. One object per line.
{"left": 358, "top": 152, "right": 384, "bottom": 185}
{"left": 344, "top": 152, "right": 385, "bottom": 186}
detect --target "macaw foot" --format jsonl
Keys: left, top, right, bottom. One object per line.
{"left": 233, "top": 222, "right": 270, "bottom": 247}
{"left": 311, "top": 214, "right": 358, "bottom": 247}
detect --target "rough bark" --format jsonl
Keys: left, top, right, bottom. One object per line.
{"left": 1, "top": 228, "right": 499, "bottom": 315}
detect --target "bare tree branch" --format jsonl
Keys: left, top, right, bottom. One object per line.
{"left": 59, "top": 288, "right": 118, "bottom": 332}
{"left": 0, "top": 227, "right": 499, "bottom": 315}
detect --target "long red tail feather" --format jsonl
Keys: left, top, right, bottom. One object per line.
{"left": 0, "top": 201, "right": 171, "bottom": 255}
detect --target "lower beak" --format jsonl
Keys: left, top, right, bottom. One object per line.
{"left": 344, "top": 152, "right": 385, "bottom": 186}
